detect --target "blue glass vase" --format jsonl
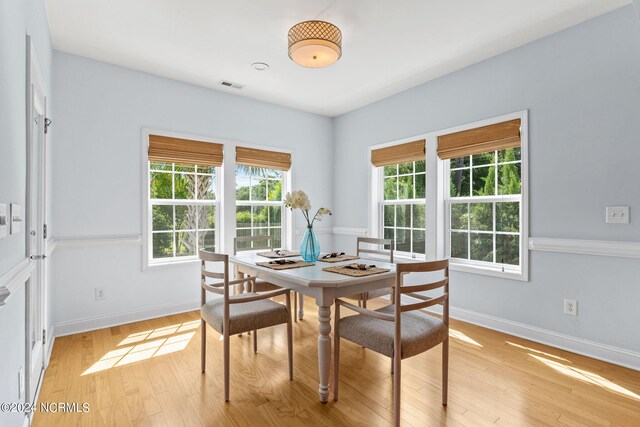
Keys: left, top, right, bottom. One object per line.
{"left": 300, "top": 226, "right": 320, "bottom": 262}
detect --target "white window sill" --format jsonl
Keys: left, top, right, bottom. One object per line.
{"left": 449, "top": 262, "right": 528, "bottom": 281}
{"left": 145, "top": 257, "right": 200, "bottom": 270}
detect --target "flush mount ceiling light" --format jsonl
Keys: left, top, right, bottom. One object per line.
{"left": 288, "top": 20, "right": 342, "bottom": 68}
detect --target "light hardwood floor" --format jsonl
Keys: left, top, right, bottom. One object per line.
{"left": 34, "top": 297, "right": 640, "bottom": 426}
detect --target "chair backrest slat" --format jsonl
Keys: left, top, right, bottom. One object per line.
{"left": 356, "top": 237, "right": 394, "bottom": 263}
{"left": 201, "top": 270, "right": 225, "bottom": 279}
{"left": 401, "top": 278, "right": 448, "bottom": 294}
{"left": 394, "top": 259, "right": 449, "bottom": 320}
{"left": 400, "top": 293, "right": 448, "bottom": 312}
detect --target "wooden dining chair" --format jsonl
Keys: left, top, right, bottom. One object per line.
{"left": 334, "top": 259, "right": 450, "bottom": 426}
{"left": 345, "top": 237, "right": 394, "bottom": 308}
{"left": 234, "top": 235, "right": 303, "bottom": 323}
{"left": 199, "top": 249, "right": 293, "bottom": 401}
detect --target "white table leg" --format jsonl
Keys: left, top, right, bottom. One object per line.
{"left": 298, "top": 292, "right": 305, "bottom": 320}
{"left": 317, "top": 304, "right": 331, "bottom": 403}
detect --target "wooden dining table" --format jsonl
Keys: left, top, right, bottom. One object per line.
{"left": 230, "top": 252, "right": 396, "bottom": 403}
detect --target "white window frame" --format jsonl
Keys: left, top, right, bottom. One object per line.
{"left": 142, "top": 129, "right": 223, "bottom": 269}
{"left": 439, "top": 110, "right": 529, "bottom": 281}
{"left": 235, "top": 166, "right": 289, "bottom": 250}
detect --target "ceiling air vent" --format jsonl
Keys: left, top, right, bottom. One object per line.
{"left": 218, "top": 80, "right": 245, "bottom": 90}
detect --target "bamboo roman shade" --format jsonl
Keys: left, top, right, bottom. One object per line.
{"left": 370, "top": 140, "right": 426, "bottom": 167}
{"left": 148, "top": 134, "right": 223, "bottom": 167}
{"left": 236, "top": 146, "right": 292, "bottom": 171}
{"left": 437, "top": 119, "right": 521, "bottom": 160}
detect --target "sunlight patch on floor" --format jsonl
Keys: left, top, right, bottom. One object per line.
{"left": 529, "top": 354, "right": 640, "bottom": 401}
{"left": 506, "top": 341, "right": 570, "bottom": 362}
{"left": 82, "top": 322, "right": 198, "bottom": 375}
{"left": 450, "top": 328, "right": 482, "bottom": 347}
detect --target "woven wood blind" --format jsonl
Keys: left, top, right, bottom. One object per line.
{"left": 437, "top": 119, "right": 521, "bottom": 160}
{"left": 148, "top": 135, "right": 223, "bottom": 167}
{"left": 236, "top": 146, "right": 292, "bottom": 171}
{"left": 370, "top": 140, "right": 426, "bottom": 167}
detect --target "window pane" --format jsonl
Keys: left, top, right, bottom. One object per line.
{"left": 415, "top": 160, "right": 425, "bottom": 173}
{"left": 450, "top": 232, "right": 468, "bottom": 259}
{"left": 197, "top": 205, "right": 215, "bottom": 229}
{"left": 174, "top": 173, "right": 195, "bottom": 199}
{"left": 174, "top": 164, "right": 195, "bottom": 173}
{"left": 469, "top": 203, "right": 493, "bottom": 231}
{"left": 150, "top": 172, "right": 172, "bottom": 199}
{"left": 472, "top": 151, "right": 495, "bottom": 166}
{"left": 383, "top": 227, "right": 394, "bottom": 249}
{"left": 415, "top": 173, "right": 426, "bottom": 199}
{"left": 236, "top": 175, "right": 250, "bottom": 200}
{"left": 236, "top": 228, "right": 252, "bottom": 250}
{"left": 270, "top": 227, "right": 282, "bottom": 249}
{"left": 450, "top": 156, "right": 469, "bottom": 169}
{"left": 384, "top": 165, "right": 397, "bottom": 177}
{"left": 269, "top": 206, "right": 282, "bottom": 226}
{"left": 450, "top": 203, "right": 468, "bottom": 230}
{"left": 496, "top": 202, "right": 519, "bottom": 232}
{"left": 413, "top": 230, "right": 425, "bottom": 256}
{"left": 152, "top": 205, "right": 173, "bottom": 231}
{"left": 267, "top": 178, "right": 282, "bottom": 201}
{"left": 150, "top": 162, "right": 171, "bottom": 171}
{"left": 253, "top": 206, "right": 268, "bottom": 227}
{"left": 398, "top": 162, "right": 413, "bottom": 175}
{"left": 497, "top": 234, "right": 520, "bottom": 266}
{"left": 197, "top": 165, "right": 216, "bottom": 174}
{"left": 250, "top": 178, "right": 267, "bottom": 201}
{"left": 396, "top": 228, "right": 410, "bottom": 253}
{"left": 450, "top": 168, "right": 470, "bottom": 197}
{"left": 175, "top": 232, "right": 197, "bottom": 256}
{"left": 383, "top": 205, "right": 395, "bottom": 227}
{"left": 472, "top": 166, "right": 495, "bottom": 196}
{"left": 197, "top": 175, "right": 216, "bottom": 200}
{"left": 398, "top": 175, "right": 413, "bottom": 199}
{"left": 384, "top": 177, "right": 397, "bottom": 200}
{"left": 153, "top": 232, "right": 174, "bottom": 258}
{"left": 396, "top": 204, "right": 410, "bottom": 228}
{"left": 470, "top": 233, "right": 493, "bottom": 262}
{"left": 412, "top": 204, "right": 425, "bottom": 229}
{"left": 236, "top": 206, "right": 251, "bottom": 228}
{"left": 498, "top": 163, "right": 521, "bottom": 195}
{"left": 175, "top": 205, "right": 196, "bottom": 230}
{"left": 498, "top": 147, "right": 521, "bottom": 163}
{"left": 198, "top": 230, "right": 215, "bottom": 251}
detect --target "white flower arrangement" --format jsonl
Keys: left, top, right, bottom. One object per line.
{"left": 284, "top": 190, "right": 332, "bottom": 227}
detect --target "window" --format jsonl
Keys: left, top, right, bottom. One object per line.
{"left": 145, "top": 133, "right": 223, "bottom": 265}
{"left": 235, "top": 166, "right": 285, "bottom": 250}
{"left": 441, "top": 114, "right": 527, "bottom": 278}
{"left": 149, "top": 162, "right": 218, "bottom": 261}
{"left": 371, "top": 139, "right": 427, "bottom": 259}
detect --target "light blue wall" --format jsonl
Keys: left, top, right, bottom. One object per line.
{"left": 50, "top": 52, "right": 334, "bottom": 327}
{"left": 0, "top": 0, "right": 52, "bottom": 424}
{"left": 333, "top": 6, "right": 640, "bottom": 352}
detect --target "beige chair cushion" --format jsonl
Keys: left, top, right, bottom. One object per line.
{"left": 338, "top": 305, "right": 448, "bottom": 359}
{"left": 253, "top": 279, "right": 281, "bottom": 293}
{"left": 201, "top": 294, "right": 289, "bottom": 335}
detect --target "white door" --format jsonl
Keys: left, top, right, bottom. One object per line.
{"left": 26, "top": 39, "right": 47, "bottom": 405}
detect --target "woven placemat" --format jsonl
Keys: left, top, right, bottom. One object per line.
{"left": 256, "top": 260, "right": 314, "bottom": 270}
{"left": 257, "top": 250, "right": 300, "bottom": 259}
{"left": 323, "top": 264, "right": 390, "bottom": 277}
{"left": 317, "top": 254, "right": 359, "bottom": 263}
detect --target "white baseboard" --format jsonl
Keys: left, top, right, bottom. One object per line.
{"left": 54, "top": 298, "right": 200, "bottom": 337}
{"left": 45, "top": 325, "right": 55, "bottom": 368}
{"left": 442, "top": 305, "right": 640, "bottom": 371}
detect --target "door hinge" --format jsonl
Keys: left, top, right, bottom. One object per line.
{"left": 30, "top": 255, "right": 46, "bottom": 260}
{"left": 44, "top": 118, "right": 52, "bottom": 134}
{"left": 42, "top": 329, "right": 46, "bottom": 344}
{"left": 43, "top": 224, "right": 47, "bottom": 239}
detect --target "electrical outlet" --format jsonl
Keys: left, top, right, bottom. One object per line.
{"left": 564, "top": 299, "right": 577, "bottom": 316}
{"left": 606, "top": 206, "right": 629, "bottom": 224}
{"left": 18, "top": 366, "right": 24, "bottom": 400}
{"left": 95, "top": 287, "right": 106, "bottom": 301}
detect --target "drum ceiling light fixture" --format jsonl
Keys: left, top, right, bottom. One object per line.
{"left": 288, "top": 20, "right": 342, "bottom": 68}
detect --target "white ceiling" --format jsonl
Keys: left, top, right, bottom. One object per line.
{"left": 45, "top": 0, "right": 630, "bottom": 117}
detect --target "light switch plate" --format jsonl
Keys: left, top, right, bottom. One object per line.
{"left": 10, "top": 203, "right": 22, "bottom": 234}
{"left": 606, "top": 206, "right": 629, "bottom": 224}
{"left": 0, "top": 203, "right": 7, "bottom": 238}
